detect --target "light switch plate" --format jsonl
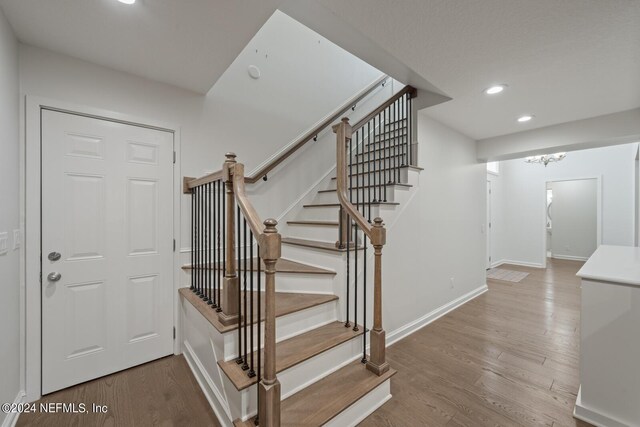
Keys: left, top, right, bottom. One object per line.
{"left": 13, "top": 229, "right": 21, "bottom": 250}
{"left": 0, "top": 232, "right": 8, "bottom": 255}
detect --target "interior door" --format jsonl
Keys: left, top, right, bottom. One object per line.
{"left": 41, "top": 110, "right": 174, "bottom": 394}
{"left": 487, "top": 180, "right": 492, "bottom": 268}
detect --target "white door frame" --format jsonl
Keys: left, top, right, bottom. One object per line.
{"left": 23, "top": 96, "right": 183, "bottom": 402}
{"left": 486, "top": 179, "right": 492, "bottom": 269}
{"left": 541, "top": 176, "right": 602, "bottom": 268}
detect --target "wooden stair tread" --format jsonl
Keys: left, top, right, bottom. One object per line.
{"left": 330, "top": 165, "right": 423, "bottom": 179}
{"left": 317, "top": 183, "right": 412, "bottom": 193}
{"left": 179, "top": 288, "right": 337, "bottom": 334}
{"left": 282, "top": 237, "right": 364, "bottom": 252}
{"left": 234, "top": 360, "right": 396, "bottom": 427}
{"left": 219, "top": 321, "right": 364, "bottom": 391}
{"left": 182, "top": 258, "right": 334, "bottom": 275}
{"left": 303, "top": 202, "right": 399, "bottom": 208}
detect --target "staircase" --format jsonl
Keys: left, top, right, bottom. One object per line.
{"left": 180, "top": 81, "right": 419, "bottom": 426}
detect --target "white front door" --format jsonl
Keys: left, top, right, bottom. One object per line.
{"left": 41, "top": 110, "right": 174, "bottom": 394}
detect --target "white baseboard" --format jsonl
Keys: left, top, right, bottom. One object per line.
{"left": 499, "top": 259, "right": 544, "bottom": 269}
{"left": 573, "top": 386, "right": 631, "bottom": 427}
{"left": 1, "top": 391, "right": 25, "bottom": 427}
{"left": 386, "top": 284, "right": 488, "bottom": 347}
{"left": 552, "top": 254, "right": 589, "bottom": 262}
{"left": 182, "top": 341, "right": 233, "bottom": 427}
{"left": 490, "top": 259, "right": 506, "bottom": 268}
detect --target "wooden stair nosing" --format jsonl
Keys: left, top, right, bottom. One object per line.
{"left": 281, "top": 237, "right": 364, "bottom": 252}
{"left": 317, "top": 183, "right": 412, "bottom": 193}
{"left": 181, "top": 258, "right": 335, "bottom": 275}
{"left": 219, "top": 321, "right": 364, "bottom": 391}
{"left": 286, "top": 220, "right": 360, "bottom": 228}
{"left": 233, "top": 360, "right": 397, "bottom": 427}
{"left": 179, "top": 288, "right": 337, "bottom": 334}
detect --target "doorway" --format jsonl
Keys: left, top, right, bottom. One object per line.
{"left": 487, "top": 180, "right": 492, "bottom": 268}
{"left": 545, "top": 178, "right": 598, "bottom": 262}
{"left": 37, "top": 109, "right": 176, "bottom": 394}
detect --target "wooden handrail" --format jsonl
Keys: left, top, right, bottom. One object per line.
{"left": 352, "top": 85, "right": 416, "bottom": 132}
{"left": 184, "top": 75, "right": 389, "bottom": 192}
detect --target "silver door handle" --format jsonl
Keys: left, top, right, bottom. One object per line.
{"left": 47, "top": 272, "right": 62, "bottom": 282}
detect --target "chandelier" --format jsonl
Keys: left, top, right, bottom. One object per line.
{"left": 525, "top": 152, "right": 566, "bottom": 167}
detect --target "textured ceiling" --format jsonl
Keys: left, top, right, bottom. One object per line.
{"left": 0, "top": 0, "right": 281, "bottom": 93}
{"left": 314, "top": 0, "right": 640, "bottom": 139}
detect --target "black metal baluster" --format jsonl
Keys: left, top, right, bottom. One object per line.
{"left": 248, "top": 230, "right": 256, "bottom": 378}
{"left": 236, "top": 206, "right": 243, "bottom": 365}
{"left": 218, "top": 180, "right": 223, "bottom": 312}
{"left": 401, "top": 94, "right": 407, "bottom": 167}
{"left": 394, "top": 99, "right": 399, "bottom": 183}
{"left": 367, "top": 121, "right": 372, "bottom": 221}
{"left": 373, "top": 113, "right": 380, "bottom": 203}
{"left": 197, "top": 186, "right": 202, "bottom": 297}
{"left": 409, "top": 91, "right": 413, "bottom": 165}
{"left": 345, "top": 210, "right": 350, "bottom": 328}
{"left": 242, "top": 218, "right": 249, "bottom": 371}
{"left": 383, "top": 108, "right": 388, "bottom": 202}
{"left": 191, "top": 188, "right": 195, "bottom": 291}
{"left": 255, "top": 245, "right": 261, "bottom": 426}
{"left": 207, "top": 182, "right": 212, "bottom": 303}
{"left": 212, "top": 181, "right": 217, "bottom": 308}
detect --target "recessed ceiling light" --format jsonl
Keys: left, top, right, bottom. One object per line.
{"left": 118, "top": 0, "right": 136, "bottom": 4}
{"left": 484, "top": 84, "right": 507, "bottom": 95}
{"left": 517, "top": 115, "right": 534, "bottom": 123}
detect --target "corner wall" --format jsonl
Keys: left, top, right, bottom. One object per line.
{"left": 383, "top": 113, "right": 487, "bottom": 340}
{"left": 0, "top": 6, "right": 22, "bottom": 425}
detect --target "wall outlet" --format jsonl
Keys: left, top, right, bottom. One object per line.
{"left": 13, "top": 230, "right": 21, "bottom": 250}
{"left": 450, "top": 277, "right": 455, "bottom": 289}
{"left": 0, "top": 232, "right": 8, "bottom": 255}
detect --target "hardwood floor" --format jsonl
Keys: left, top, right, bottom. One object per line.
{"left": 17, "top": 355, "right": 219, "bottom": 427}
{"left": 361, "top": 258, "right": 593, "bottom": 427}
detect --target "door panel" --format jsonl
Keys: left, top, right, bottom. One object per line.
{"left": 42, "top": 110, "right": 174, "bottom": 394}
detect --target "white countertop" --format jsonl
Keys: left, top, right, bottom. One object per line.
{"left": 577, "top": 245, "right": 640, "bottom": 287}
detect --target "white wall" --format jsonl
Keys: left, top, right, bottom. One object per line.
{"left": 550, "top": 179, "right": 597, "bottom": 260}
{"left": 18, "top": 10, "right": 383, "bottom": 250}
{"left": 382, "top": 113, "right": 487, "bottom": 337}
{"left": 0, "top": 6, "right": 22, "bottom": 423}
{"left": 495, "top": 143, "right": 638, "bottom": 267}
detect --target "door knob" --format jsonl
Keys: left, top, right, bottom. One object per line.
{"left": 47, "top": 272, "right": 62, "bottom": 282}
{"left": 48, "top": 252, "right": 62, "bottom": 261}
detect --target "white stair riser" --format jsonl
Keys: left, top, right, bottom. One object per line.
{"left": 357, "top": 146, "right": 412, "bottom": 160}
{"left": 286, "top": 223, "right": 339, "bottom": 242}
{"left": 299, "top": 205, "right": 341, "bottom": 221}
{"left": 349, "top": 156, "right": 410, "bottom": 175}
{"left": 331, "top": 169, "right": 408, "bottom": 188}
{"left": 315, "top": 187, "right": 399, "bottom": 204}
{"left": 233, "top": 337, "right": 365, "bottom": 420}
{"left": 222, "top": 300, "right": 339, "bottom": 362}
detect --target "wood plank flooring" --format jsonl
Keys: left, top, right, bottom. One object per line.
{"left": 17, "top": 355, "right": 218, "bottom": 427}
{"left": 361, "top": 259, "right": 593, "bottom": 427}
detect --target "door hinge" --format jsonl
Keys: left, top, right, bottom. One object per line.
{"left": 489, "top": 222, "right": 492, "bottom": 228}
{"left": 39, "top": 271, "right": 42, "bottom": 283}
{"left": 173, "top": 239, "right": 176, "bottom": 252}
{"left": 173, "top": 327, "right": 176, "bottom": 340}
{"left": 173, "top": 151, "right": 176, "bottom": 164}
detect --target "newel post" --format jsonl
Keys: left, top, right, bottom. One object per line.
{"left": 333, "top": 117, "right": 351, "bottom": 249}
{"left": 219, "top": 153, "right": 240, "bottom": 326}
{"left": 367, "top": 217, "right": 390, "bottom": 376}
{"left": 258, "top": 219, "right": 282, "bottom": 426}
